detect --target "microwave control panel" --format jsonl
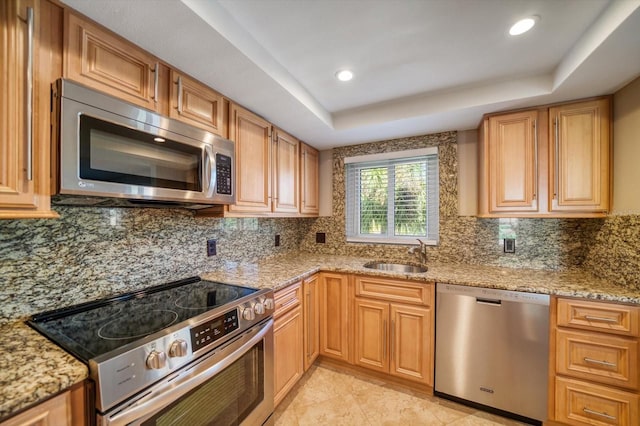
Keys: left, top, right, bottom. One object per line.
{"left": 215, "top": 154, "right": 232, "bottom": 195}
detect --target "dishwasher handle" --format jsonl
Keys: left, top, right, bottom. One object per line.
{"left": 476, "top": 297, "right": 502, "bottom": 306}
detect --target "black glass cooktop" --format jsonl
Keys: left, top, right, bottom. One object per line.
{"left": 27, "top": 277, "right": 256, "bottom": 362}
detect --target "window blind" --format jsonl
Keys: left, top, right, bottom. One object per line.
{"left": 345, "top": 148, "right": 439, "bottom": 244}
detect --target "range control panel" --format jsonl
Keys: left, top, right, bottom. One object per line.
{"left": 190, "top": 309, "right": 239, "bottom": 351}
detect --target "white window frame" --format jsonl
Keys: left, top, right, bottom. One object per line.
{"left": 345, "top": 147, "right": 439, "bottom": 245}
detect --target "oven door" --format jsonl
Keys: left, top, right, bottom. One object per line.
{"left": 99, "top": 319, "right": 274, "bottom": 426}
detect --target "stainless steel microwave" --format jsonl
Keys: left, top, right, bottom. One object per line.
{"left": 52, "top": 79, "right": 235, "bottom": 209}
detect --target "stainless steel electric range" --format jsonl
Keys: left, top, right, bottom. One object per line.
{"left": 28, "top": 276, "right": 275, "bottom": 426}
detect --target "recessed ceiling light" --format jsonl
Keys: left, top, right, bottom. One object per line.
{"left": 153, "top": 137, "right": 166, "bottom": 143}
{"left": 335, "top": 69, "right": 354, "bottom": 82}
{"left": 509, "top": 16, "right": 539, "bottom": 36}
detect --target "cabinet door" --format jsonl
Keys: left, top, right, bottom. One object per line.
{"left": 169, "top": 70, "right": 224, "bottom": 136}
{"left": 0, "top": 0, "right": 59, "bottom": 219}
{"left": 272, "top": 128, "right": 299, "bottom": 214}
{"left": 303, "top": 274, "right": 320, "bottom": 371}
{"left": 487, "top": 110, "right": 539, "bottom": 213}
{"left": 319, "top": 273, "right": 350, "bottom": 363}
{"left": 550, "top": 98, "right": 611, "bottom": 213}
{"left": 300, "top": 143, "right": 319, "bottom": 215}
{"left": 390, "top": 304, "right": 432, "bottom": 385}
{"left": 228, "top": 103, "right": 272, "bottom": 213}
{"left": 0, "top": 390, "right": 72, "bottom": 426}
{"left": 64, "top": 11, "right": 162, "bottom": 112}
{"left": 273, "top": 305, "right": 303, "bottom": 407}
{"left": 354, "top": 297, "right": 389, "bottom": 373}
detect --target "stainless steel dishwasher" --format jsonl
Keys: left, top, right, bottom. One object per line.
{"left": 435, "top": 283, "right": 550, "bottom": 423}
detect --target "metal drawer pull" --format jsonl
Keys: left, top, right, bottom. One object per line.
{"left": 584, "top": 315, "right": 618, "bottom": 323}
{"left": 583, "top": 357, "right": 617, "bottom": 368}
{"left": 583, "top": 407, "right": 616, "bottom": 420}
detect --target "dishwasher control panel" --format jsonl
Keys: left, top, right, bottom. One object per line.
{"left": 437, "top": 283, "right": 550, "bottom": 305}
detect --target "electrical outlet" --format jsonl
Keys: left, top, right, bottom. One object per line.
{"left": 504, "top": 238, "right": 515, "bottom": 253}
{"left": 316, "top": 232, "right": 326, "bottom": 244}
{"left": 275, "top": 234, "right": 280, "bottom": 247}
{"left": 207, "top": 239, "right": 217, "bottom": 256}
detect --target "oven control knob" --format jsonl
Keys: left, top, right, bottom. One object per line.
{"left": 264, "top": 298, "right": 275, "bottom": 311}
{"left": 254, "top": 302, "right": 265, "bottom": 315}
{"left": 242, "top": 306, "right": 256, "bottom": 321}
{"left": 146, "top": 350, "right": 167, "bottom": 370}
{"left": 169, "top": 339, "right": 188, "bottom": 358}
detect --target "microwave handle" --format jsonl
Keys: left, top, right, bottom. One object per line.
{"left": 204, "top": 146, "right": 216, "bottom": 198}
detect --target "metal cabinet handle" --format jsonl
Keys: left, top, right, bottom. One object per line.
{"left": 390, "top": 320, "right": 395, "bottom": 361}
{"left": 26, "top": 7, "right": 34, "bottom": 181}
{"left": 583, "top": 357, "right": 617, "bottom": 368}
{"left": 152, "top": 62, "right": 159, "bottom": 103}
{"left": 382, "top": 320, "right": 387, "bottom": 360}
{"left": 177, "top": 76, "right": 183, "bottom": 113}
{"left": 533, "top": 119, "right": 538, "bottom": 202}
{"left": 554, "top": 117, "right": 559, "bottom": 199}
{"left": 583, "top": 407, "right": 616, "bottom": 420}
{"left": 584, "top": 315, "right": 618, "bottom": 323}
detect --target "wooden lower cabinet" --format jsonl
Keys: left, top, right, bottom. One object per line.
{"left": 354, "top": 293, "right": 432, "bottom": 385}
{"left": 551, "top": 297, "right": 640, "bottom": 425}
{"left": 555, "top": 377, "right": 639, "bottom": 426}
{"left": 273, "top": 282, "right": 303, "bottom": 407}
{"left": 390, "top": 303, "right": 432, "bottom": 384}
{"left": 0, "top": 383, "right": 86, "bottom": 426}
{"left": 303, "top": 274, "right": 320, "bottom": 371}
{"left": 318, "top": 272, "right": 351, "bottom": 363}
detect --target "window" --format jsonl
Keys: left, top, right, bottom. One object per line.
{"left": 345, "top": 148, "right": 439, "bottom": 245}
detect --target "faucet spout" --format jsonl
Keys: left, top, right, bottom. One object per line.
{"left": 410, "top": 239, "right": 428, "bottom": 264}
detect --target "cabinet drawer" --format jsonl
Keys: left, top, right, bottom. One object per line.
{"left": 274, "top": 282, "right": 301, "bottom": 318}
{"left": 354, "top": 276, "right": 432, "bottom": 306}
{"left": 557, "top": 329, "right": 638, "bottom": 390}
{"left": 557, "top": 299, "right": 640, "bottom": 337}
{"left": 555, "top": 377, "right": 639, "bottom": 426}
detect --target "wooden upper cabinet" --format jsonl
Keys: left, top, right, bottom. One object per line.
{"left": 478, "top": 96, "right": 611, "bottom": 218}
{"left": 300, "top": 143, "right": 319, "bottom": 215}
{"left": 486, "top": 110, "right": 539, "bottom": 213}
{"left": 549, "top": 98, "right": 611, "bottom": 213}
{"left": 228, "top": 103, "right": 272, "bottom": 213}
{"left": 169, "top": 70, "right": 225, "bottom": 136}
{"left": 272, "top": 128, "right": 299, "bottom": 214}
{"left": 0, "top": 0, "right": 61, "bottom": 219}
{"left": 64, "top": 10, "right": 164, "bottom": 112}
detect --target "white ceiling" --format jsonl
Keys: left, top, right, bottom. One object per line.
{"left": 61, "top": 0, "right": 640, "bottom": 149}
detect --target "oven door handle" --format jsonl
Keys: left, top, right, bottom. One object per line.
{"left": 104, "top": 319, "right": 273, "bottom": 426}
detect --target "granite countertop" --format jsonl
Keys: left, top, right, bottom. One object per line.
{"left": 0, "top": 322, "right": 88, "bottom": 420}
{"left": 202, "top": 252, "right": 640, "bottom": 304}
{"left": 3, "top": 252, "right": 639, "bottom": 421}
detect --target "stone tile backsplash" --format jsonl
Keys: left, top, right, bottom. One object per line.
{"left": 1, "top": 130, "right": 638, "bottom": 323}
{"left": 0, "top": 207, "right": 312, "bottom": 324}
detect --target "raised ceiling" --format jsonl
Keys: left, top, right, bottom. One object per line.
{"left": 61, "top": 0, "right": 640, "bottom": 149}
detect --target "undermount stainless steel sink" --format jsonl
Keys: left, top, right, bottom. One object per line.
{"left": 363, "top": 262, "right": 428, "bottom": 273}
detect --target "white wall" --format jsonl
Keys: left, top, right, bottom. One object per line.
{"left": 612, "top": 76, "right": 640, "bottom": 215}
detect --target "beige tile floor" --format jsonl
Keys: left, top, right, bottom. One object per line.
{"left": 273, "top": 364, "right": 532, "bottom": 426}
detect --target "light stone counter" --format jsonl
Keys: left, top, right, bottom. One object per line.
{"left": 202, "top": 252, "right": 640, "bottom": 305}
{"left": 0, "top": 322, "right": 88, "bottom": 421}
{"left": 3, "top": 252, "right": 638, "bottom": 421}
